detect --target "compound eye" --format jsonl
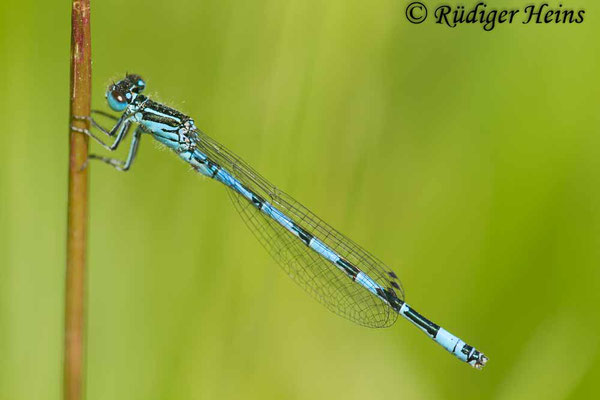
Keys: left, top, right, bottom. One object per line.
{"left": 107, "top": 89, "right": 128, "bottom": 111}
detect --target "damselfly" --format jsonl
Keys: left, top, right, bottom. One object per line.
{"left": 72, "top": 74, "right": 488, "bottom": 369}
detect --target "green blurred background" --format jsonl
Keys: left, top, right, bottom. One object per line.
{"left": 1, "top": 0, "right": 599, "bottom": 399}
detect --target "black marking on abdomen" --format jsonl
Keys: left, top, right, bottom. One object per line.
{"left": 403, "top": 305, "right": 440, "bottom": 337}
{"left": 207, "top": 161, "right": 220, "bottom": 178}
{"left": 376, "top": 287, "right": 403, "bottom": 312}
{"left": 291, "top": 224, "right": 314, "bottom": 247}
{"left": 336, "top": 258, "right": 359, "bottom": 279}
{"left": 463, "top": 345, "right": 476, "bottom": 360}
{"left": 192, "top": 152, "right": 206, "bottom": 165}
{"left": 191, "top": 153, "right": 221, "bottom": 178}
{"left": 251, "top": 193, "right": 265, "bottom": 209}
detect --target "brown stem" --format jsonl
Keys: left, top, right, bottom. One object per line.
{"left": 65, "top": 1, "right": 91, "bottom": 400}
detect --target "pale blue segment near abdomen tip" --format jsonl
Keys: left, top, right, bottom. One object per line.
{"left": 435, "top": 328, "right": 468, "bottom": 362}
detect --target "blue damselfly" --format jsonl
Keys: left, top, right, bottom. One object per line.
{"left": 72, "top": 74, "right": 488, "bottom": 369}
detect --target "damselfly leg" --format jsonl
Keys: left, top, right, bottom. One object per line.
{"left": 71, "top": 112, "right": 140, "bottom": 171}
{"left": 71, "top": 113, "right": 132, "bottom": 150}
{"left": 84, "top": 127, "right": 143, "bottom": 171}
{"left": 90, "top": 109, "right": 120, "bottom": 122}
{"left": 73, "top": 110, "right": 120, "bottom": 129}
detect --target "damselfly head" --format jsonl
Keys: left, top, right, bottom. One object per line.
{"left": 105, "top": 74, "right": 145, "bottom": 112}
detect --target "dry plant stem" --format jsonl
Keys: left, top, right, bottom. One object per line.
{"left": 65, "top": 1, "right": 91, "bottom": 400}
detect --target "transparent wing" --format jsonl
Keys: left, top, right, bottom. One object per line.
{"left": 194, "top": 130, "right": 404, "bottom": 328}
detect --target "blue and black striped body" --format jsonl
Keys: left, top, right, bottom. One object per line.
{"left": 90, "top": 74, "right": 487, "bottom": 369}
{"left": 131, "top": 96, "right": 196, "bottom": 151}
